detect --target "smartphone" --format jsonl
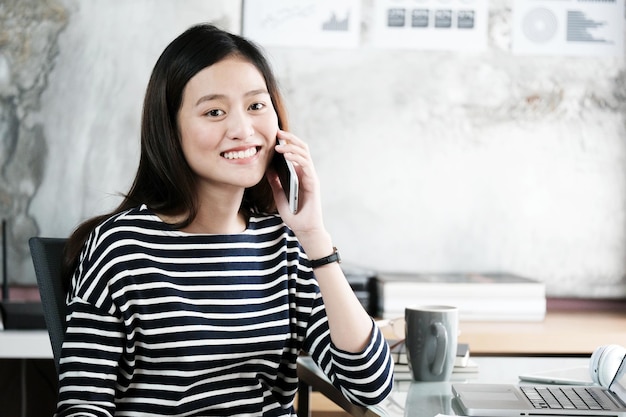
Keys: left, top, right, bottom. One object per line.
{"left": 272, "top": 139, "right": 299, "bottom": 214}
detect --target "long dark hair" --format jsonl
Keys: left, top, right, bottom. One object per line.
{"left": 62, "top": 23, "right": 289, "bottom": 290}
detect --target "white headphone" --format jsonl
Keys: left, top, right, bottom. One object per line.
{"left": 589, "top": 344, "right": 626, "bottom": 387}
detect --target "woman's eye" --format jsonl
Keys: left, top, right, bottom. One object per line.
{"left": 249, "top": 102, "right": 265, "bottom": 111}
{"left": 205, "top": 109, "right": 225, "bottom": 117}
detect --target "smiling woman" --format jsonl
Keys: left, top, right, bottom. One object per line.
{"left": 53, "top": 23, "right": 393, "bottom": 417}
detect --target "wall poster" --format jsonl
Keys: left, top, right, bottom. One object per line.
{"left": 242, "top": 0, "right": 361, "bottom": 48}
{"left": 512, "top": 0, "right": 624, "bottom": 57}
{"left": 369, "top": 0, "right": 489, "bottom": 52}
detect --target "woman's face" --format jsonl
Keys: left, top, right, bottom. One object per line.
{"left": 177, "top": 56, "right": 279, "bottom": 195}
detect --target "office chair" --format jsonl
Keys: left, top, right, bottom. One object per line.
{"left": 28, "top": 237, "right": 68, "bottom": 375}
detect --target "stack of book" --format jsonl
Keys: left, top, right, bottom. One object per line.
{"left": 375, "top": 272, "right": 546, "bottom": 322}
{"left": 391, "top": 342, "right": 478, "bottom": 380}
{"left": 452, "top": 343, "right": 479, "bottom": 374}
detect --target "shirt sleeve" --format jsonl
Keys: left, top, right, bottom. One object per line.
{"left": 56, "top": 297, "right": 125, "bottom": 417}
{"left": 56, "top": 226, "right": 126, "bottom": 417}
{"left": 302, "top": 291, "right": 394, "bottom": 406}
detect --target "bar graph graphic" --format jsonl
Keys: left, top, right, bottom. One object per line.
{"left": 321, "top": 12, "right": 350, "bottom": 31}
{"left": 566, "top": 10, "right": 610, "bottom": 43}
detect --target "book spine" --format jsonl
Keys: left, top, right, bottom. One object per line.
{"left": 380, "top": 310, "right": 546, "bottom": 321}
{"left": 380, "top": 296, "right": 546, "bottom": 310}
{"left": 378, "top": 282, "right": 545, "bottom": 298}
{"left": 379, "top": 296, "right": 545, "bottom": 316}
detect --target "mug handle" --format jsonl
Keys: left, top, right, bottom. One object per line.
{"left": 429, "top": 322, "right": 448, "bottom": 376}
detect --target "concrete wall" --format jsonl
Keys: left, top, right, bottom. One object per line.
{"left": 2, "top": 0, "right": 626, "bottom": 297}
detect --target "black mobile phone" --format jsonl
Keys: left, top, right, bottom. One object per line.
{"left": 272, "top": 139, "right": 299, "bottom": 214}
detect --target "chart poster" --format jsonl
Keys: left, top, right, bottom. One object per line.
{"left": 369, "top": 0, "right": 488, "bottom": 52}
{"left": 512, "top": 0, "right": 624, "bottom": 57}
{"left": 242, "top": 0, "right": 361, "bottom": 48}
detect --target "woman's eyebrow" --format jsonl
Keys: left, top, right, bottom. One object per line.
{"left": 246, "top": 88, "right": 270, "bottom": 97}
{"left": 195, "top": 94, "right": 223, "bottom": 106}
{"left": 194, "top": 89, "right": 269, "bottom": 107}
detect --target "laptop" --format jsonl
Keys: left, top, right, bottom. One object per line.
{"left": 452, "top": 357, "right": 626, "bottom": 416}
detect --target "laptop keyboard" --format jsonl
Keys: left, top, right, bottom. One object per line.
{"left": 520, "top": 386, "right": 618, "bottom": 410}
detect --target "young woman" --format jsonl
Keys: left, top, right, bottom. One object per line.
{"left": 56, "top": 23, "right": 393, "bottom": 416}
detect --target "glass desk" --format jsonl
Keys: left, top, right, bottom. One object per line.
{"left": 297, "top": 355, "right": 590, "bottom": 417}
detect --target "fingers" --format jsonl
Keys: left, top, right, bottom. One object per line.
{"left": 277, "top": 129, "right": 304, "bottom": 146}
{"left": 275, "top": 130, "right": 312, "bottom": 172}
{"left": 271, "top": 130, "right": 324, "bottom": 229}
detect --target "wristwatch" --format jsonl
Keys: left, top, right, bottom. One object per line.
{"left": 310, "top": 247, "right": 341, "bottom": 269}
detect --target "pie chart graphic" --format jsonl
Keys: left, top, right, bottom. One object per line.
{"left": 522, "top": 7, "right": 558, "bottom": 43}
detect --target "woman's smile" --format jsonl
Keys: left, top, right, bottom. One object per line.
{"left": 221, "top": 145, "right": 261, "bottom": 161}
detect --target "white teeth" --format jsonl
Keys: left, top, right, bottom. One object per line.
{"left": 223, "top": 147, "right": 258, "bottom": 160}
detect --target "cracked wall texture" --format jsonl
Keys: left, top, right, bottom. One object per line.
{"left": 1, "top": 0, "right": 67, "bottom": 289}
{"left": 3, "top": 0, "right": 626, "bottom": 298}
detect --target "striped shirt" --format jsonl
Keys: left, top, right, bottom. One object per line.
{"left": 56, "top": 205, "right": 393, "bottom": 416}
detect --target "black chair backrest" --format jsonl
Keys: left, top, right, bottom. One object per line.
{"left": 28, "top": 237, "right": 68, "bottom": 375}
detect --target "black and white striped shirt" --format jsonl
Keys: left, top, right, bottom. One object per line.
{"left": 56, "top": 205, "right": 393, "bottom": 416}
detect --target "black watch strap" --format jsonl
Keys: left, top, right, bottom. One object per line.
{"left": 310, "top": 247, "right": 341, "bottom": 269}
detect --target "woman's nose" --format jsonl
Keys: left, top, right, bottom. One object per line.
{"left": 226, "top": 110, "right": 255, "bottom": 140}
